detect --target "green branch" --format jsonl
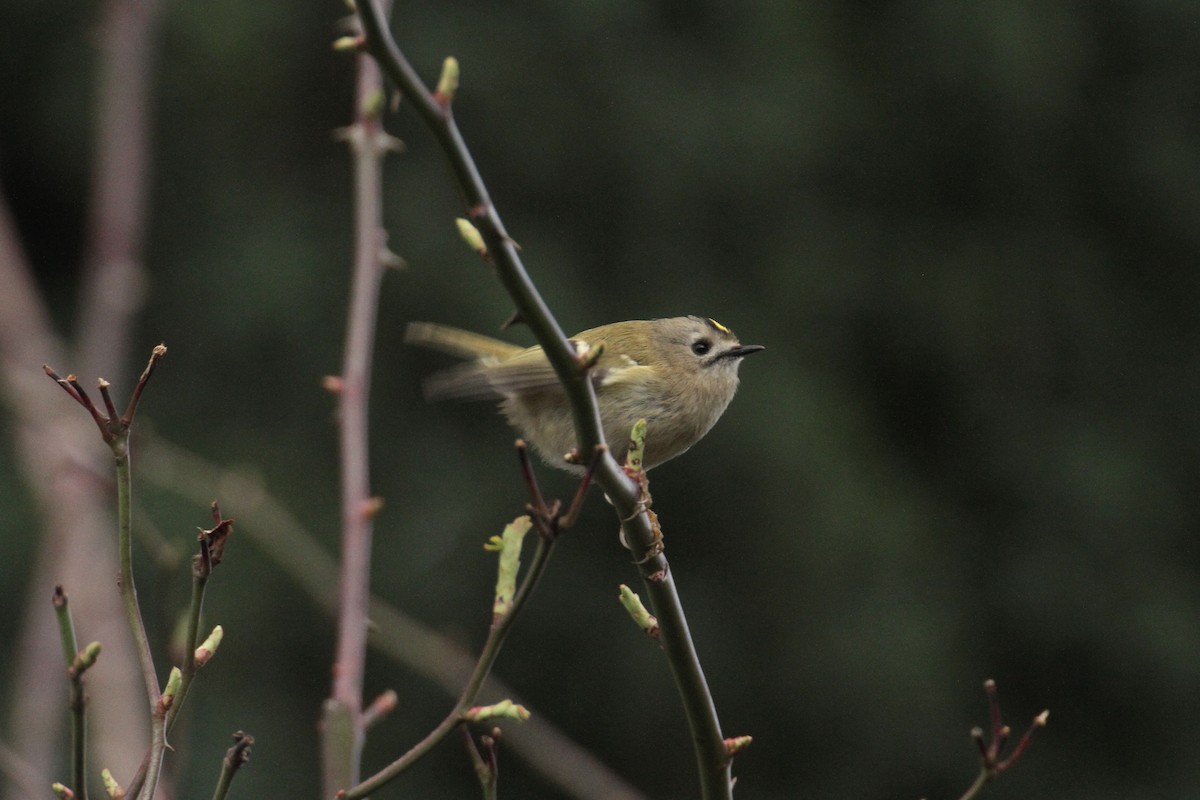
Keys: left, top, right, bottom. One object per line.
{"left": 340, "top": 518, "right": 553, "bottom": 799}
{"left": 168, "top": 505, "right": 231, "bottom": 735}
{"left": 211, "top": 732, "right": 254, "bottom": 800}
{"left": 53, "top": 587, "right": 98, "bottom": 800}
{"left": 45, "top": 345, "right": 171, "bottom": 800}
{"left": 354, "top": 4, "right": 733, "bottom": 797}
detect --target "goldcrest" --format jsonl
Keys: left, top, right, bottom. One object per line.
{"left": 406, "top": 316, "right": 764, "bottom": 471}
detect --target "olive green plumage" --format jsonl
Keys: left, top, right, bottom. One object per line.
{"left": 406, "top": 316, "right": 763, "bottom": 471}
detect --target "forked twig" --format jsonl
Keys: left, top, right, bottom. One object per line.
{"left": 954, "top": 680, "right": 1048, "bottom": 800}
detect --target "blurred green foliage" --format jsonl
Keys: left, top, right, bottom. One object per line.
{"left": 3, "top": 1, "right": 1199, "bottom": 798}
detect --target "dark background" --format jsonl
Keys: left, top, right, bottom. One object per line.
{"left": 3, "top": 2, "right": 1199, "bottom": 798}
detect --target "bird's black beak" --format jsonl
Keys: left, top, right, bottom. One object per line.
{"left": 720, "top": 344, "right": 766, "bottom": 360}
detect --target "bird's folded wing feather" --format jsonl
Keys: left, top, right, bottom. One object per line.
{"left": 405, "top": 322, "right": 525, "bottom": 360}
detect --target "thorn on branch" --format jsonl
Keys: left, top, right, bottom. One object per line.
{"left": 499, "top": 309, "right": 523, "bottom": 331}
{"left": 364, "top": 689, "right": 399, "bottom": 730}
{"left": 379, "top": 243, "right": 407, "bottom": 269}
{"left": 360, "top": 496, "right": 385, "bottom": 520}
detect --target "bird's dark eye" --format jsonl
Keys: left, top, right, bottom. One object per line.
{"left": 691, "top": 339, "right": 711, "bottom": 356}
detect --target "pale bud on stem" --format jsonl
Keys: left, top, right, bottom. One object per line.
{"left": 456, "top": 217, "right": 488, "bottom": 258}
{"left": 462, "top": 699, "right": 530, "bottom": 722}
{"left": 618, "top": 584, "right": 660, "bottom": 639}
{"left": 435, "top": 56, "right": 460, "bottom": 106}
{"left": 194, "top": 625, "right": 224, "bottom": 667}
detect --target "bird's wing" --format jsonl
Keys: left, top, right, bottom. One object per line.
{"left": 415, "top": 341, "right": 564, "bottom": 402}
{"left": 405, "top": 322, "right": 525, "bottom": 360}
{"left": 410, "top": 323, "right": 650, "bottom": 402}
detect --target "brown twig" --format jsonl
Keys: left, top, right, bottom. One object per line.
{"left": 955, "top": 679, "right": 1049, "bottom": 800}
{"left": 322, "top": 2, "right": 399, "bottom": 793}
{"left": 138, "top": 436, "right": 648, "bottom": 800}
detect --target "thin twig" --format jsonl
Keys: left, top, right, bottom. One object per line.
{"left": 339, "top": 533, "right": 557, "bottom": 799}
{"left": 355, "top": 5, "right": 733, "bottom": 796}
{"left": 167, "top": 503, "right": 231, "bottom": 734}
{"left": 210, "top": 731, "right": 254, "bottom": 800}
{"left": 954, "top": 680, "right": 1048, "bottom": 800}
{"left": 138, "top": 436, "right": 648, "bottom": 800}
{"left": 45, "top": 348, "right": 169, "bottom": 800}
{"left": 53, "top": 587, "right": 90, "bottom": 800}
{"left": 322, "top": 1, "right": 397, "bottom": 793}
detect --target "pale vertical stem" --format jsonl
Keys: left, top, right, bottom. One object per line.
{"left": 75, "top": 0, "right": 159, "bottom": 384}
{"left": 0, "top": 0, "right": 159, "bottom": 786}
{"left": 322, "top": 33, "right": 392, "bottom": 796}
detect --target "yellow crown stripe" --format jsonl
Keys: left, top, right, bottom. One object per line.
{"left": 706, "top": 318, "right": 731, "bottom": 334}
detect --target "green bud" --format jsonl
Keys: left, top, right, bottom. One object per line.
{"left": 332, "top": 35, "right": 363, "bottom": 52}
{"left": 436, "top": 56, "right": 460, "bottom": 105}
{"left": 618, "top": 584, "right": 659, "bottom": 638}
{"left": 456, "top": 218, "right": 487, "bottom": 258}
{"left": 361, "top": 88, "right": 386, "bottom": 121}
{"left": 76, "top": 641, "right": 102, "bottom": 671}
{"left": 160, "top": 666, "right": 182, "bottom": 712}
{"left": 195, "top": 625, "right": 224, "bottom": 667}
{"left": 51, "top": 783, "right": 75, "bottom": 799}
{"left": 624, "top": 419, "right": 648, "bottom": 475}
{"left": 723, "top": 734, "right": 753, "bottom": 757}
{"left": 100, "top": 768, "right": 124, "bottom": 799}
{"left": 492, "top": 516, "right": 532, "bottom": 619}
{"left": 463, "top": 699, "right": 530, "bottom": 722}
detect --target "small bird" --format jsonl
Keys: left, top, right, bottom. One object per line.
{"left": 406, "top": 316, "right": 764, "bottom": 471}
